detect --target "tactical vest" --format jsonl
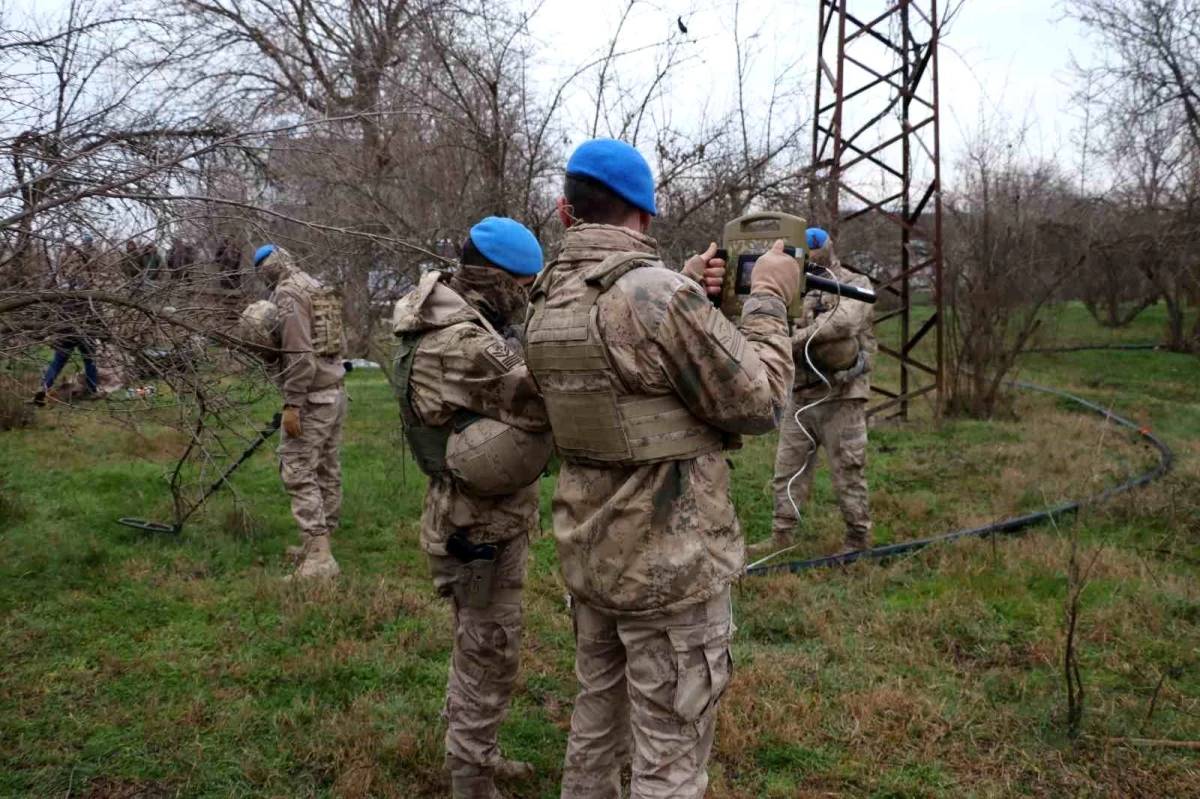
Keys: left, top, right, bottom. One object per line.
{"left": 310, "top": 288, "right": 344, "bottom": 357}
{"left": 525, "top": 252, "right": 724, "bottom": 467}
{"left": 392, "top": 328, "right": 482, "bottom": 477}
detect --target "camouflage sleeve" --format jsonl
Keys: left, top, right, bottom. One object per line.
{"left": 804, "top": 273, "right": 874, "bottom": 345}
{"left": 277, "top": 286, "right": 316, "bottom": 405}
{"left": 437, "top": 326, "right": 549, "bottom": 432}
{"left": 654, "top": 285, "right": 794, "bottom": 435}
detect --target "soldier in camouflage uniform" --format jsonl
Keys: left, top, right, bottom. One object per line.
{"left": 391, "top": 218, "right": 552, "bottom": 799}
{"left": 525, "top": 139, "right": 800, "bottom": 799}
{"left": 748, "top": 230, "right": 877, "bottom": 560}
{"left": 253, "top": 244, "right": 347, "bottom": 581}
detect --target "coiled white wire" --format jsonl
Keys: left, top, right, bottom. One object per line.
{"left": 746, "top": 263, "right": 843, "bottom": 570}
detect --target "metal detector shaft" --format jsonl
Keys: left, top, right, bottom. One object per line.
{"left": 118, "top": 412, "right": 282, "bottom": 534}
{"left": 194, "top": 412, "right": 282, "bottom": 507}
{"left": 805, "top": 273, "right": 877, "bottom": 304}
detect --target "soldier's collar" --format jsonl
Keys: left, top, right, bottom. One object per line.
{"left": 561, "top": 223, "right": 659, "bottom": 255}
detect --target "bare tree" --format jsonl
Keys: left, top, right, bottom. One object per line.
{"left": 1068, "top": 0, "right": 1200, "bottom": 350}
{"left": 1067, "top": 0, "right": 1200, "bottom": 153}
{"left": 649, "top": 2, "right": 810, "bottom": 264}
{"left": 0, "top": 0, "right": 236, "bottom": 287}
{"left": 153, "top": 0, "right": 440, "bottom": 353}
{"left": 943, "top": 121, "right": 1085, "bottom": 418}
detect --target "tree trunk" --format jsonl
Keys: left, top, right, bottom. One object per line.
{"left": 342, "top": 243, "right": 374, "bottom": 358}
{"left": 1164, "top": 295, "right": 1187, "bottom": 352}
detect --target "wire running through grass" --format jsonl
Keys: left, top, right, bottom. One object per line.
{"left": 746, "top": 379, "right": 1175, "bottom": 576}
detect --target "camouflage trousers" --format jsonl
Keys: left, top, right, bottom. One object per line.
{"left": 561, "top": 587, "right": 735, "bottom": 799}
{"left": 278, "top": 387, "right": 347, "bottom": 541}
{"left": 772, "top": 395, "right": 871, "bottom": 549}
{"left": 429, "top": 532, "right": 528, "bottom": 791}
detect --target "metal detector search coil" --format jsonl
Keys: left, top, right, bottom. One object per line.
{"left": 117, "top": 412, "right": 282, "bottom": 534}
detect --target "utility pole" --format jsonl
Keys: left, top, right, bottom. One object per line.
{"left": 811, "top": 0, "right": 944, "bottom": 419}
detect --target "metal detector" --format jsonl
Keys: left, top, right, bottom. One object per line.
{"left": 117, "top": 412, "right": 282, "bottom": 534}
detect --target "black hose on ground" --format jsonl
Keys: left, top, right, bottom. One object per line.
{"left": 746, "top": 380, "right": 1174, "bottom": 576}
{"left": 1024, "top": 343, "right": 1164, "bottom": 354}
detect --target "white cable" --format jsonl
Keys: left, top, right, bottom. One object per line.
{"left": 747, "top": 264, "right": 843, "bottom": 570}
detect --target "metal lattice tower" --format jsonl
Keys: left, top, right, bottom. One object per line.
{"left": 811, "top": 0, "right": 944, "bottom": 418}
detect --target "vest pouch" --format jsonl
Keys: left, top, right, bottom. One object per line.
{"left": 459, "top": 558, "right": 496, "bottom": 610}
{"left": 543, "top": 383, "right": 633, "bottom": 463}
{"left": 310, "top": 291, "right": 344, "bottom": 356}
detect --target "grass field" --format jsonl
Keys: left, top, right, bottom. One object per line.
{"left": 2, "top": 302, "right": 1198, "bottom": 797}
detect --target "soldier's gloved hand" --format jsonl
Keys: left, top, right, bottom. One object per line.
{"left": 749, "top": 239, "right": 802, "bottom": 306}
{"left": 792, "top": 324, "right": 817, "bottom": 348}
{"left": 791, "top": 324, "right": 817, "bottom": 361}
{"left": 681, "top": 241, "right": 726, "bottom": 297}
{"left": 282, "top": 405, "right": 302, "bottom": 437}
{"left": 832, "top": 349, "right": 870, "bottom": 385}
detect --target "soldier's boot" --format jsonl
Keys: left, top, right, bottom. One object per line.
{"left": 285, "top": 535, "right": 340, "bottom": 581}
{"left": 450, "top": 771, "right": 499, "bottom": 799}
{"left": 285, "top": 533, "right": 314, "bottom": 563}
{"left": 838, "top": 527, "right": 870, "bottom": 556}
{"left": 746, "top": 522, "right": 797, "bottom": 561}
{"left": 494, "top": 758, "right": 534, "bottom": 783}
{"left": 442, "top": 758, "right": 531, "bottom": 787}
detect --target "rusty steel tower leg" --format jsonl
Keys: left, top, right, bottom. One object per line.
{"left": 811, "top": 0, "right": 944, "bottom": 419}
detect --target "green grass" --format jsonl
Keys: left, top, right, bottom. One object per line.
{"left": 2, "top": 303, "right": 1199, "bottom": 797}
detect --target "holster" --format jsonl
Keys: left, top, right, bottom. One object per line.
{"left": 447, "top": 533, "right": 497, "bottom": 610}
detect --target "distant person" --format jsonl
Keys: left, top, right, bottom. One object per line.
{"left": 216, "top": 237, "right": 242, "bottom": 290}
{"left": 122, "top": 240, "right": 163, "bottom": 288}
{"left": 391, "top": 217, "right": 551, "bottom": 799}
{"left": 254, "top": 244, "right": 347, "bottom": 581}
{"left": 34, "top": 235, "right": 100, "bottom": 406}
{"left": 748, "top": 228, "right": 878, "bottom": 561}
{"left": 167, "top": 238, "right": 195, "bottom": 283}
{"left": 122, "top": 240, "right": 141, "bottom": 282}
{"left": 140, "top": 242, "right": 163, "bottom": 284}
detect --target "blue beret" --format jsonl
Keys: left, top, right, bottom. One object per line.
{"left": 253, "top": 244, "right": 276, "bottom": 268}
{"left": 566, "top": 138, "right": 657, "bottom": 216}
{"left": 806, "top": 228, "right": 829, "bottom": 250}
{"left": 469, "top": 217, "right": 544, "bottom": 276}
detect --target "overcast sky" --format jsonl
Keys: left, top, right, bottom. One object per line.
{"left": 17, "top": 0, "right": 1097, "bottom": 185}
{"left": 527, "top": 0, "right": 1096, "bottom": 183}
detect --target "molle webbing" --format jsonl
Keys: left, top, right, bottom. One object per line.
{"left": 393, "top": 333, "right": 451, "bottom": 475}
{"left": 526, "top": 251, "right": 723, "bottom": 466}
{"left": 310, "top": 290, "right": 344, "bottom": 356}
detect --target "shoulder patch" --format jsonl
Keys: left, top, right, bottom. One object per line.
{"left": 706, "top": 306, "right": 747, "bottom": 363}
{"left": 483, "top": 339, "right": 523, "bottom": 372}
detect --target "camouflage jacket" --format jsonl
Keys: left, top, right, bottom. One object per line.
{"left": 530, "top": 224, "right": 794, "bottom": 619}
{"left": 794, "top": 253, "right": 877, "bottom": 401}
{"left": 392, "top": 271, "right": 549, "bottom": 556}
{"left": 271, "top": 255, "right": 345, "bottom": 405}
